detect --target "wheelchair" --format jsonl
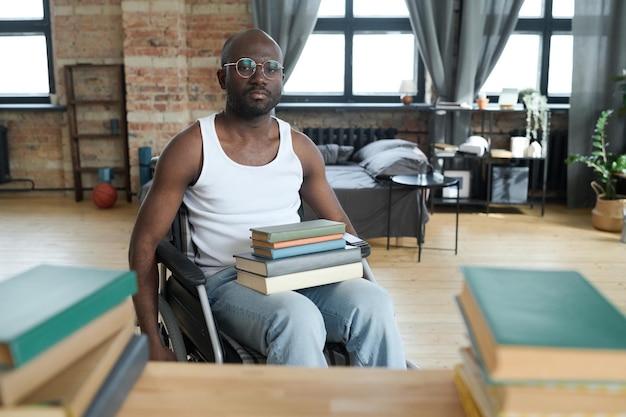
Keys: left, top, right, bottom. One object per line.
{"left": 151, "top": 198, "right": 417, "bottom": 367}
{"left": 155, "top": 202, "right": 386, "bottom": 364}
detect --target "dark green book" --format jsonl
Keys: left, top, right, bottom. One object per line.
{"left": 250, "top": 219, "right": 345, "bottom": 243}
{"left": 0, "top": 264, "right": 137, "bottom": 370}
{"left": 458, "top": 265, "right": 626, "bottom": 382}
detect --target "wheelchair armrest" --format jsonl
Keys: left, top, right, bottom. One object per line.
{"left": 344, "top": 232, "right": 371, "bottom": 258}
{"left": 156, "top": 238, "right": 207, "bottom": 286}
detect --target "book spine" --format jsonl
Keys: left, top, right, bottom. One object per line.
{"left": 252, "top": 222, "right": 345, "bottom": 243}
{"left": 82, "top": 334, "right": 149, "bottom": 417}
{"left": 265, "top": 247, "right": 360, "bottom": 275}
{"left": 251, "top": 233, "right": 344, "bottom": 249}
{"left": 253, "top": 239, "right": 346, "bottom": 259}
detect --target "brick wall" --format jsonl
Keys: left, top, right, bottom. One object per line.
{"left": 0, "top": 0, "right": 568, "bottom": 198}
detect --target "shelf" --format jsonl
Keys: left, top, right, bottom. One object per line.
{"left": 65, "top": 64, "right": 131, "bottom": 202}
{"left": 427, "top": 108, "right": 550, "bottom": 216}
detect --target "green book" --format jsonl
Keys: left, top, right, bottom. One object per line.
{"left": 458, "top": 265, "right": 626, "bottom": 382}
{"left": 0, "top": 264, "right": 137, "bottom": 370}
{"left": 250, "top": 219, "right": 345, "bottom": 243}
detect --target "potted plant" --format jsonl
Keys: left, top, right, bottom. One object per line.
{"left": 565, "top": 109, "right": 626, "bottom": 232}
{"left": 517, "top": 88, "right": 549, "bottom": 156}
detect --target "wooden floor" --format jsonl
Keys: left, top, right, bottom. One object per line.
{"left": 1, "top": 193, "right": 624, "bottom": 370}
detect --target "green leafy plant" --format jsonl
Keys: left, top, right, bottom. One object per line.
{"left": 518, "top": 87, "right": 537, "bottom": 102}
{"left": 611, "top": 70, "right": 626, "bottom": 117}
{"left": 565, "top": 109, "right": 626, "bottom": 200}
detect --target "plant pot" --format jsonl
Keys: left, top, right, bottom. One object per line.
{"left": 591, "top": 181, "right": 626, "bottom": 232}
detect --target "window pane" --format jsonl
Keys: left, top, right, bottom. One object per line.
{"left": 353, "top": 33, "right": 414, "bottom": 95}
{"left": 518, "top": 0, "right": 543, "bottom": 17}
{"left": 481, "top": 34, "right": 541, "bottom": 94}
{"left": 548, "top": 35, "right": 572, "bottom": 94}
{"left": 318, "top": 0, "right": 344, "bottom": 17}
{"left": 0, "top": 0, "right": 44, "bottom": 19}
{"left": 0, "top": 35, "right": 49, "bottom": 94}
{"left": 353, "top": 0, "right": 409, "bottom": 17}
{"left": 552, "top": 0, "right": 575, "bottom": 18}
{"left": 283, "top": 34, "right": 345, "bottom": 95}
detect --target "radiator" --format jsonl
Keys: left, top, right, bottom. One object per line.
{"left": 545, "top": 129, "right": 568, "bottom": 191}
{"left": 0, "top": 125, "right": 10, "bottom": 184}
{"left": 302, "top": 127, "right": 398, "bottom": 149}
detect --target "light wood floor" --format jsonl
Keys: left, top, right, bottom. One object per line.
{"left": 1, "top": 194, "right": 624, "bottom": 369}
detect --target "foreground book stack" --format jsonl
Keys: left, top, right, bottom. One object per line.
{"left": 234, "top": 219, "right": 363, "bottom": 294}
{"left": 453, "top": 266, "right": 626, "bottom": 417}
{"left": 0, "top": 264, "right": 148, "bottom": 417}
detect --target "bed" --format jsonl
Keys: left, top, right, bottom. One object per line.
{"left": 303, "top": 138, "right": 430, "bottom": 243}
{"left": 140, "top": 135, "right": 430, "bottom": 244}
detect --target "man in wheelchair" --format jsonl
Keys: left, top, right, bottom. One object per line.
{"left": 129, "top": 28, "right": 406, "bottom": 368}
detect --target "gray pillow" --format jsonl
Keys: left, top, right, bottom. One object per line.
{"left": 359, "top": 146, "right": 429, "bottom": 178}
{"left": 317, "top": 144, "right": 354, "bottom": 165}
{"left": 351, "top": 139, "right": 418, "bottom": 163}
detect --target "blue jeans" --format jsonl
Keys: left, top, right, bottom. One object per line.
{"left": 204, "top": 265, "right": 406, "bottom": 368}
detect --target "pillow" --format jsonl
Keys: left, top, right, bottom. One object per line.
{"left": 317, "top": 144, "right": 354, "bottom": 165}
{"left": 351, "top": 139, "right": 418, "bottom": 163}
{"left": 359, "top": 146, "right": 429, "bottom": 178}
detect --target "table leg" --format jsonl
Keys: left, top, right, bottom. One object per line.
{"left": 387, "top": 179, "right": 392, "bottom": 250}
{"left": 418, "top": 189, "right": 424, "bottom": 262}
{"left": 455, "top": 186, "right": 459, "bottom": 255}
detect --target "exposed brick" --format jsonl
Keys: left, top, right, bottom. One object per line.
{"left": 3, "top": 0, "right": 569, "bottom": 198}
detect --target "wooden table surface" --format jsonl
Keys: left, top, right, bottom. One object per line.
{"left": 117, "top": 362, "right": 464, "bottom": 417}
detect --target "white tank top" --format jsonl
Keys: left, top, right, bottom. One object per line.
{"left": 183, "top": 114, "right": 303, "bottom": 274}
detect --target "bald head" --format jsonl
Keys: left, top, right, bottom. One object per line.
{"left": 221, "top": 29, "right": 283, "bottom": 66}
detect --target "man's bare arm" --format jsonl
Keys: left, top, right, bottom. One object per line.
{"left": 128, "top": 122, "right": 202, "bottom": 360}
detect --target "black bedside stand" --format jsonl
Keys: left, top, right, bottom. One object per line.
{"left": 388, "top": 174, "right": 460, "bottom": 262}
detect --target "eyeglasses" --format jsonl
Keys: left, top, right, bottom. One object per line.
{"left": 223, "top": 58, "right": 284, "bottom": 80}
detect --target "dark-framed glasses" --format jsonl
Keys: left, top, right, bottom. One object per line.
{"left": 223, "top": 58, "right": 284, "bottom": 80}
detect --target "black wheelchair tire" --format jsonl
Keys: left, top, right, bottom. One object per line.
{"left": 158, "top": 294, "right": 188, "bottom": 361}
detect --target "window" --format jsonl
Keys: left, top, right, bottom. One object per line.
{"left": 282, "top": 0, "right": 423, "bottom": 104}
{"left": 0, "top": 0, "right": 54, "bottom": 104}
{"left": 480, "top": 0, "right": 574, "bottom": 103}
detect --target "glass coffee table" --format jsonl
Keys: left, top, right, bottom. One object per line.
{"left": 388, "top": 173, "right": 459, "bottom": 262}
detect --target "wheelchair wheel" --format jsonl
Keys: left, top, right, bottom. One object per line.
{"left": 158, "top": 294, "right": 188, "bottom": 361}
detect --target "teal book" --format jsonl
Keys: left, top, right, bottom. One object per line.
{"left": 250, "top": 219, "right": 346, "bottom": 243}
{"left": 458, "top": 266, "right": 626, "bottom": 382}
{"left": 235, "top": 245, "right": 361, "bottom": 276}
{"left": 457, "top": 346, "right": 626, "bottom": 416}
{"left": 0, "top": 264, "right": 137, "bottom": 370}
{"left": 252, "top": 238, "right": 346, "bottom": 259}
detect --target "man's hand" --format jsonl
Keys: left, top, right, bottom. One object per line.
{"left": 150, "top": 342, "right": 178, "bottom": 362}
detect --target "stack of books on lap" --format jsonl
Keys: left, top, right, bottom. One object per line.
{"left": 234, "top": 219, "right": 363, "bottom": 294}
{"left": 0, "top": 264, "right": 148, "bottom": 417}
{"left": 453, "top": 266, "right": 626, "bottom": 417}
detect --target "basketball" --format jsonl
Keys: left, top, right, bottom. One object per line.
{"left": 92, "top": 183, "right": 118, "bottom": 209}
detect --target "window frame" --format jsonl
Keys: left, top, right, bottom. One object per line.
{"left": 0, "top": 0, "right": 55, "bottom": 104}
{"left": 281, "top": 0, "right": 425, "bottom": 104}
{"left": 498, "top": 0, "right": 572, "bottom": 104}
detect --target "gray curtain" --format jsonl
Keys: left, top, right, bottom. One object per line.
{"left": 250, "top": 0, "right": 321, "bottom": 83}
{"left": 405, "top": 0, "right": 522, "bottom": 145}
{"left": 568, "top": 0, "right": 626, "bottom": 208}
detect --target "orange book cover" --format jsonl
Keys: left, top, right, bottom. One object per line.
{"left": 251, "top": 233, "right": 344, "bottom": 249}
